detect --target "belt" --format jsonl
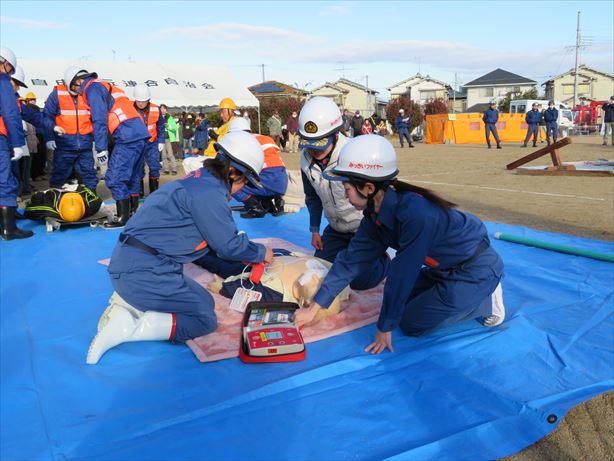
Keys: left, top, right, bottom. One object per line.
{"left": 431, "top": 238, "right": 491, "bottom": 274}
{"left": 119, "top": 233, "right": 159, "bottom": 256}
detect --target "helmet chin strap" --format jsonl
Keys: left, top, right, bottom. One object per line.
{"left": 351, "top": 179, "right": 390, "bottom": 212}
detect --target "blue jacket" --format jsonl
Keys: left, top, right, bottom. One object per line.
{"left": 120, "top": 167, "right": 266, "bottom": 265}
{"left": 603, "top": 103, "right": 614, "bottom": 123}
{"left": 18, "top": 98, "right": 52, "bottom": 142}
{"left": 525, "top": 110, "right": 542, "bottom": 125}
{"left": 135, "top": 104, "right": 165, "bottom": 144}
{"left": 0, "top": 74, "right": 25, "bottom": 151}
{"left": 77, "top": 77, "right": 149, "bottom": 151}
{"left": 395, "top": 115, "right": 411, "bottom": 130}
{"left": 482, "top": 108, "right": 499, "bottom": 124}
{"left": 41, "top": 88, "right": 92, "bottom": 151}
{"left": 543, "top": 108, "right": 558, "bottom": 123}
{"left": 194, "top": 119, "right": 209, "bottom": 149}
{"left": 313, "top": 187, "right": 503, "bottom": 332}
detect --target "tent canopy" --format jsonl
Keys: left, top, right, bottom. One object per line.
{"left": 18, "top": 59, "right": 259, "bottom": 110}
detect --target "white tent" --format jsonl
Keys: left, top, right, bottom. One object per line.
{"left": 18, "top": 59, "right": 259, "bottom": 111}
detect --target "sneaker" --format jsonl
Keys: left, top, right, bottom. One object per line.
{"left": 481, "top": 283, "right": 505, "bottom": 327}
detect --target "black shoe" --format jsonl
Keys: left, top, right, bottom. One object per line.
{"left": 103, "top": 199, "right": 131, "bottom": 229}
{"left": 240, "top": 196, "right": 267, "bottom": 219}
{"left": 487, "top": 144, "right": 492, "bottom": 149}
{"left": 0, "top": 206, "right": 33, "bottom": 240}
{"left": 400, "top": 144, "right": 404, "bottom": 148}
{"left": 149, "top": 177, "right": 159, "bottom": 194}
{"left": 496, "top": 144, "right": 502, "bottom": 149}
{"left": 272, "top": 195, "right": 285, "bottom": 217}
{"left": 408, "top": 144, "right": 415, "bottom": 148}
{"left": 532, "top": 142, "right": 537, "bottom": 147}
{"left": 521, "top": 143, "right": 527, "bottom": 148}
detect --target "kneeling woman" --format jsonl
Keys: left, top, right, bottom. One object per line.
{"left": 296, "top": 135, "right": 505, "bottom": 354}
{"left": 87, "top": 131, "right": 273, "bottom": 364}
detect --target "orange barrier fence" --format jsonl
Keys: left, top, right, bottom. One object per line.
{"left": 425, "top": 113, "right": 529, "bottom": 144}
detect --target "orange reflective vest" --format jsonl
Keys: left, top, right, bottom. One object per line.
{"left": 136, "top": 103, "right": 160, "bottom": 142}
{"left": 82, "top": 79, "right": 140, "bottom": 134}
{"left": 0, "top": 98, "right": 22, "bottom": 137}
{"left": 54, "top": 84, "right": 93, "bottom": 135}
{"left": 255, "top": 134, "right": 285, "bottom": 169}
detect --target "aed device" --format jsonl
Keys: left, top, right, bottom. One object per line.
{"left": 239, "top": 302, "right": 306, "bottom": 363}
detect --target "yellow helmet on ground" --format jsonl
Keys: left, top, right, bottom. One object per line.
{"left": 58, "top": 192, "right": 85, "bottom": 222}
{"left": 219, "top": 98, "right": 237, "bottom": 110}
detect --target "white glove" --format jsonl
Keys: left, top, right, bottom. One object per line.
{"left": 96, "top": 150, "right": 109, "bottom": 176}
{"left": 158, "top": 143, "right": 164, "bottom": 152}
{"left": 46, "top": 140, "right": 57, "bottom": 151}
{"left": 53, "top": 126, "right": 66, "bottom": 136}
{"left": 11, "top": 146, "right": 26, "bottom": 162}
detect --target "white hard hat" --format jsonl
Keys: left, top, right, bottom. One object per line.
{"left": 215, "top": 131, "right": 264, "bottom": 188}
{"left": 298, "top": 96, "right": 343, "bottom": 150}
{"left": 0, "top": 47, "right": 17, "bottom": 74}
{"left": 63, "top": 66, "right": 94, "bottom": 89}
{"left": 324, "top": 134, "right": 399, "bottom": 182}
{"left": 133, "top": 84, "right": 151, "bottom": 102}
{"left": 228, "top": 117, "right": 252, "bottom": 132}
{"left": 12, "top": 66, "right": 27, "bottom": 88}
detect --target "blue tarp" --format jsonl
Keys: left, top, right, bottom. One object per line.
{"left": 1, "top": 209, "right": 613, "bottom": 460}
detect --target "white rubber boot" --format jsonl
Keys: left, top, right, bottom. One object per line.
{"left": 97, "top": 292, "right": 145, "bottom": 332}
{"left": 87, "top": 307, "right": 174, "bottom": 365}
{"left": 481, "top": 282, "right": 505, "bottom": 327}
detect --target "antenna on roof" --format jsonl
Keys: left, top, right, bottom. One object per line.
{"left": 333, "top": 62, "right": 356, "bottom": 78}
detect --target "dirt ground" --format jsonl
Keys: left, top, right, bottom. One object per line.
{"left": 27, "top": 134, "right": 613, "bottom": 459}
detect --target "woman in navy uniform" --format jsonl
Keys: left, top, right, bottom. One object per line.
{"left": 87, "top": 131, "right": 273, "bottom": 364}
{"left": 296, "top": 135, "right": 505, "bottom": 354}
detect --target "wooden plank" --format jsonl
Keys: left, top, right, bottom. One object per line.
{"left": 549, "top": 148, "right": 562, "bottom": 166}
{"left": 506, "top": 137, "right": 573, "bottom": 170}
{"left": 515, "top": 168, "right": 613, "bottom": 177}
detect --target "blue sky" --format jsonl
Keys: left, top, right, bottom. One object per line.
{"left": 1, "top": 0, "right": 612, "bottom": 98}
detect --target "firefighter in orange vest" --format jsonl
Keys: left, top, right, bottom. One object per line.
{"left": 42, "top": 67, "right": 98, "bottom": 192}
{"left": 227, "top": 117, "right": 287, "bottom": 218}
{"left": 63, "top": 68, "right": 150, "bottom": 228}
{"left": 133, "top": 84, "right": 165, "bottom": 197}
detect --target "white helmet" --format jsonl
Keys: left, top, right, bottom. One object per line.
{"left": 12, "top": 66, "right": 27, "bottom": 88}
{"left": 298, "top": 96, "right": 343, "bottom": 150}
{"left": 214, "top": 131, "right": 264, "bottom": 188}
{"left": 133, "top": 84, "right": 151, "bottom": 102}
{"left": 324, "top": 134, "right": 399, "bottom": 182}
{"left": 0, "top": 47, "right": 17, "bottom": 74}
{"left": 228, "top": 117, "right": 251, "bottom": 133}
{"left": 63, "top": 66, "right": 93, "bottom": 89}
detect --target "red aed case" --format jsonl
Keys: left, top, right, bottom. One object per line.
{"left": 239, "top": 302, "right": 306, "bottom": 363}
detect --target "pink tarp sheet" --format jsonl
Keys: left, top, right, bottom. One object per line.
{"left": 99, "top": 238, "right": 384, "bottom": 362}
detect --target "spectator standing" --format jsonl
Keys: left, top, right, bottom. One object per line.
{"left": 543, "top": 101, "right": 558, "bottom": 145}
{"left": 482, "top": 101, "right": 502, "bottom": 149}
{"left": 351, "top": 110, "right": 364, "bottom": 137}
{"left": 602, "top": 96, "right": 614, "bottom": 146}
{"left": 160, "top": 104, "right": 178, "bottom": 175}
{"left": 23, "top": 92, "right": 48, "bottom": 179}
{"left": 194, "top": 113, "right": 209, "bottom": 156}
{"left": 286, "top": 111, "right": 299, "bottom": 153}
{"left": 395, "top": 109, "right": 415, "bottom": 147}
{"left": 173, "top": 115, "right": 183, "bottom": 161}
{"left": 342, "top": 109, "right": 353, "bottom": 137}
{"left": 522, "top": 103, "right": 542, "bottom": 147}
{"left": 182, "top": 114, "right": 195, "bottom": 157}
{"left": 537, "top": 104, "right": 547, "bottom": 143}
{"left": 22, "top": 120, "right": 37, "bottom": 194}
{"left": 267, "top": 110, "right": 282, "bottom": 146}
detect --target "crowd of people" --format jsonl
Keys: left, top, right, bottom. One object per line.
{"left": 1, "top": 47, "right": 508, "bottom": 368}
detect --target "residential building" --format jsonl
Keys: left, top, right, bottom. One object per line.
{"left": 463, "top": 68, "right": 536, "bottom": 109}
{"left": 387, "top": 73, "right": 452, "bottom": 104}
{"left": 311, "top": 78, "right": 378, "bottom": 115}
{"left": 248, "top": 80, "right": 310, "bottom": 102}
{"left": 448, "top": 89, "right": 467, "bottom": 113}
{"left": 543, "top": 65, "right": 614, "bottom": 106}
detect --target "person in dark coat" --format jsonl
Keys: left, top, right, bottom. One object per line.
{"left": 194, "top": 113, "right": 209, "bottom": 155}
{"left": 351, "top": 111, "right": 364, "bottom": 137}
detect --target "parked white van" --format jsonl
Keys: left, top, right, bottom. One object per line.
{"left": 509, "top": 100, "right": 574, "bottom": 137}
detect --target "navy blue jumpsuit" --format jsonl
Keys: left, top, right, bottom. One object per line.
{"left": 107, "top": 167, "right": 266, "bottom": 342}
{"left": 135, "top": 103, "right": 165, "bottom": 180}
{"left": 314, "top": 188, "right": 504, "bottom": 336}
{"left": 0, "top": 74, "right": 25, "bottom": 207}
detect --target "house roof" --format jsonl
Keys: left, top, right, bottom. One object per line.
{"left": 248, "top": 80, "right": 309, "bottom": 95}
{"left": 464, "top": 103, "right": 491, "bottom": 113}
{"left": 464, "top": 68, "right": 536, "bottom": 87}
{"left": 311, "top": 82, "right": 349, "bottom": 94}
{"left": 542, "top": 65, "right": 614, "bottom": 84}
{"left": 387, "top": 73, "right": 451, "bottom": 91}
{"left": 449, "top": 89, "right": 467, "bottom": 99}
{"left": 335, "top": 78, "right": 378, "bottom": 94}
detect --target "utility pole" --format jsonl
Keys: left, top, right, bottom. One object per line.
{"left": 453, "top": 72, "right": 458, "bottom": 113}
{"left": 365, "top": 75, "right": 370, "bottom": 114}
{"left": 261, "top": 64, "right": 266, "bottom": 82}
{"left": 111, "top": 49, "right": 116, "bottom": 61}
{"left": 572, "top": 11, "right": 581, "bottom": 109}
